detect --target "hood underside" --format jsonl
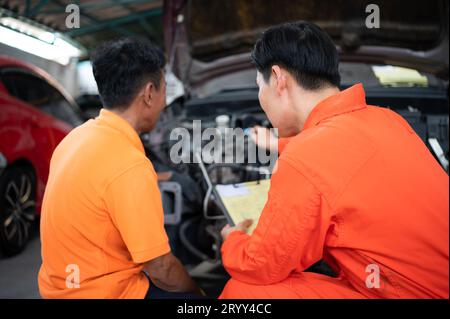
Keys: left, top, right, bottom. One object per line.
{"left": 186, "top": 0, "right": 447, "bottom": 62}
{"left": 164, "top": 0, "right": 449, "bottom": 95}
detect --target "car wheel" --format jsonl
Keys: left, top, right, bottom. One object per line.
{"left": 0, "top": 165, "right": 36, "bottom": 256}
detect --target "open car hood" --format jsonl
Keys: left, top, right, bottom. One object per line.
{"left": 164, "top": 0, "right": 449, "bottom": 96}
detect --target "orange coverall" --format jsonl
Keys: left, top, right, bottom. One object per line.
{"left": 219, "top": 84, "right": 449, "bottom": 299}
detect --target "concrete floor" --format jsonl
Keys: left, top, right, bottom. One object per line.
{"left": 0, "top": 227, "right": 41, "bottom": 299}
{"left": 0, "top": 223, "right": 226, "bottom": 299}
{"left": 0, "top": 214, "right": 226, "bottom": 298}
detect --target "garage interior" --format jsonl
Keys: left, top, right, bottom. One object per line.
{"left": 0, "top": 0, "right": 448, "bottom": 299}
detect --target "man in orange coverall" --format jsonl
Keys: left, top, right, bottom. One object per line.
{"left": 219, "top": 21, "right": 449, "bottom": 299}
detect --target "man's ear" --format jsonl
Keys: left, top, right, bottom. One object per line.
{"left": 143, "top": 82, "right": 154, "bottom": 107}
{"left": 271, "top": 65, "right": 287, "bottom": 95}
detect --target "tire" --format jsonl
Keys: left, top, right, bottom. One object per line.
{"left": 0, "top": 165, "right": 36, "bottom": 256}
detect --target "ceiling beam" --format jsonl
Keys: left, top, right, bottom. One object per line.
{"left": 66, "top": 8, "right": 162, "bottom": 37}
{"left": 51, "top": 0, "right": 137, "bottom": 37}
{"left": 28, "top": 0, "right": 50, "bottom": 17}
{"left": 40, "top": 0, "right": 158, "bottom": 14}
{"left": 139, "top": 17, "right": 156, "bottom": 38}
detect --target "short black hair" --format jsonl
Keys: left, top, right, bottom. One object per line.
{"left": 91, "top": 37, "right": 165, "bottom": 109}
{"left": 251, "top": 21, "right": 340, "bottom": 90}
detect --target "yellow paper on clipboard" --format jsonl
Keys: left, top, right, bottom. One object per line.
{"left": 215, "top": 179, "right": 271, "bottom": 235}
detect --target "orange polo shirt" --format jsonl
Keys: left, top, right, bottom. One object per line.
{"left": 220, "top": 84, "right": 449, "bottom": 299}
{"left": 38, "top": 109, "right": 170, "bottom": 299}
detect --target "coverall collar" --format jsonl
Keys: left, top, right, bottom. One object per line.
{"left": 303, "top": 83, "right": 367, "bottom": 130}
{"left": 97, "top": 108, "right": 145, "bottom": 154}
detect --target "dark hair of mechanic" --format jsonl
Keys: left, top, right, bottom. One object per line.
{"left": 91, "top": 38, "right": 203, "bottom": 298}
{"left": 251, "top": 21, "right": 341, "bottom": 90}
{"left": 91, "top": 37, "right": 165, "bottom": 109}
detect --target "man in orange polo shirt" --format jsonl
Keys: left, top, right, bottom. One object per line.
{"left": 38, "top": 38, "right": 202, "bottom": 298}
{"left": 219, "top": 21, "right": 449, "bottom": 299}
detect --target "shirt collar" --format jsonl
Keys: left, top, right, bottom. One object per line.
{"left": 96, "top": 108, "right": 144, "bottom": 153}
{"left": 302, "top": 83, "right": 367, "bottom": 130}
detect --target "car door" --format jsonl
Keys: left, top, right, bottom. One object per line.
{"left": 0, "top": 68, "right": 79, "bottom": 198}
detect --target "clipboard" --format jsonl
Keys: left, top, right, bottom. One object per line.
{"left": 215, "top": 179, "right": 271, "bottom": 235}
{"left": 194, "top": 151, "right": 270, "bottom": 235}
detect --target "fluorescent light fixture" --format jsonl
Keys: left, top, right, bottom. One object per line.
{"left": 0, "top": 17, "right": 56, "bottom": 43}
{"left": 0, "top": 16, "right": 84, "bottom": 65}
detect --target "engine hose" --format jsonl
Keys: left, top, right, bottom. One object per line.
{"left": 205, "top": 224, "right": 222, "bottom": 262}
{"left": 179, "top": 216, "right": 211, "bottom": 261}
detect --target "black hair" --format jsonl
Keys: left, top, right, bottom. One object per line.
{"left": 91, "top": 37, "right": 165, "bottom": 109}
{"left": 251, "top": 21, "right": 340, "bottom": 90}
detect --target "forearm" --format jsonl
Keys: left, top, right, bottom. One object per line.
{"left": 153, "top": 258, "right": 198, "bottom": 293}
{"left": 144, "top": 253, "right": 200, "bottom": 294}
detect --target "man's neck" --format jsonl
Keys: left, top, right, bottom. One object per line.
{"left": 110, "top": 107, "right": 141, "bottom": 134}
{"left": 292, "top": 86, "right": 340, "bottom": 130}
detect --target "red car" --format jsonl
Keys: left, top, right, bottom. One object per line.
{"left": 0, "top": 56, "right": 83, "bottom": 255}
